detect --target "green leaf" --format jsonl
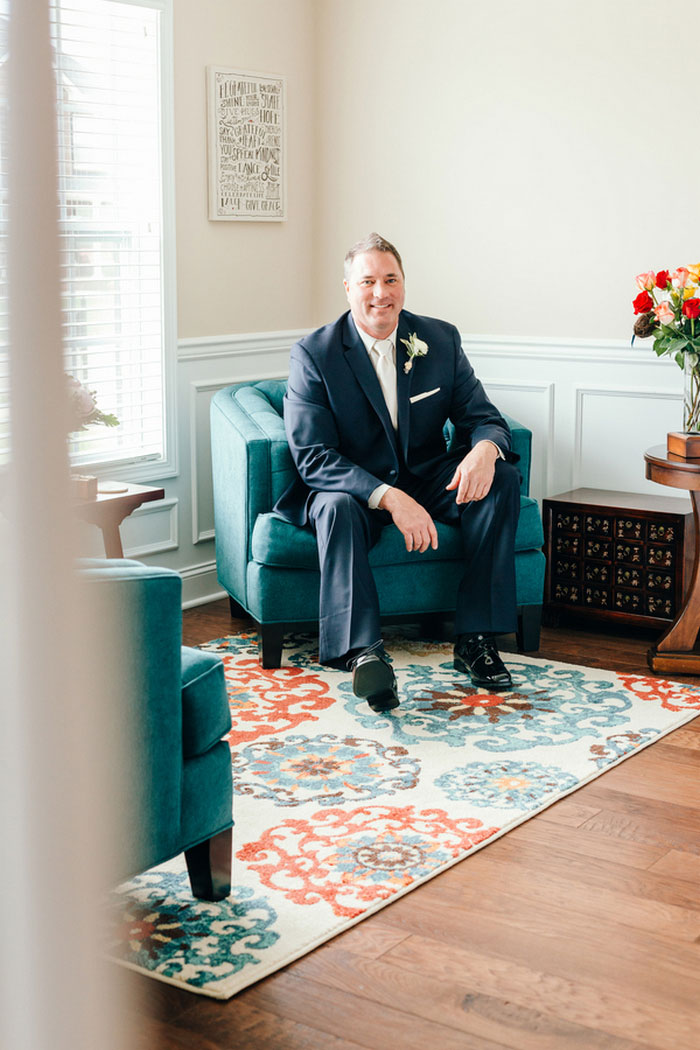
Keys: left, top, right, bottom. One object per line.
{"left": 675, "top": 350, "right": 685, "bottom": 369}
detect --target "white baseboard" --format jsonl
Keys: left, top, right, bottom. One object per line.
{"left": 179, "top": 559, "right": 227, "bottom": 609}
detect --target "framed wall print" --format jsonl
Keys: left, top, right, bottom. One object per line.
{"left": 207, "top": 66, "right": 286, "bottom": 221}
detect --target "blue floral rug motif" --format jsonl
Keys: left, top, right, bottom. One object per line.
{"left": 107, "top": 631, "right": 700, "bottom": 999}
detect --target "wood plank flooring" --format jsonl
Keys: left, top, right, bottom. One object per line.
{"left": 120, "top": 602, "right": 700, "bottom": 1049}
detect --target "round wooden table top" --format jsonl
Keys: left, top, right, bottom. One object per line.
{"left": 645, "top": 444, "right": 700, "bottom": 492}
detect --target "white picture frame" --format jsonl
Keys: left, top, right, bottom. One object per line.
{"left": 207, "top": 66, "right": 286, "bottom": 222}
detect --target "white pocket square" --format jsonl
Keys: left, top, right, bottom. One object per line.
{"left": 410, "top": 387, "right": 441, "bottom": 404}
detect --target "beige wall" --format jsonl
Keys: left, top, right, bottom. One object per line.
{"left": 313, "top": 0, "right": 700, "bottom": 338}
{"left": 174, "top": 0, "right": 699, "bottom": 342}
{"left": 174, "top": 0, "right": 317, "bottom": 337}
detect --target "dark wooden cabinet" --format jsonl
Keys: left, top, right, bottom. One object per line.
{"left": 543, "top": 488, "right": 695, "bottom": 629}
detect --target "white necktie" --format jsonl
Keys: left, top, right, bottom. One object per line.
{"left": 372, "top": 338, "right": 398, "bottom": 430}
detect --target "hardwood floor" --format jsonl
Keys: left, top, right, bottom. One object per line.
{"left": 122, "top": 602, "right": 700, "bottom": 1049}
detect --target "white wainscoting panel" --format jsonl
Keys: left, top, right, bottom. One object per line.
{"left": 481, "top": 380, "right": 555, "bottom": 502}
{"left": 190, "top": 379, "right": 223, "bottom": 546}
{"left": 121, "top": 497, "right": 179, "bottom": 559}
{"left": 574, "top": 386, "right": 684, "bottom": 499}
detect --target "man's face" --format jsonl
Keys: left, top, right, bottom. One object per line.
{"left": 343, "top": 250, "right": 405, "bottom": 340}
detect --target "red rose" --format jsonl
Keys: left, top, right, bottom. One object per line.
{"left": 633, "top": 291, "right": 654, "bottom": 314}
{"left": 682, "top": 298, "right": 700, "bottom": 320}
{"left": 655, "top": 270, "right": 670, "bottom": 290}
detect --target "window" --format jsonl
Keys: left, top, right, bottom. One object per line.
{"left": 0, "top": 0, "right": 176, "bottom": 479}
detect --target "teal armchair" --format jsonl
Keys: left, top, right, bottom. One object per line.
{"left": 211, "top": 380, "right": 545, "bottom": 667}
{"left": 81, "top": 558, "right": 233, "bottom": 900}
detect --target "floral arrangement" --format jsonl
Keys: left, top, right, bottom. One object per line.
{"left": 633, "top": 265, "right": 700, "bottom": 431}
{"left": 66, "top": 374, "right": 119, "bottom": 433}
{"left": 400, "top": 331, "right": 429, "bottom": 374}
{"left": 632, "top": 265, "right": 700, "bottom": 364}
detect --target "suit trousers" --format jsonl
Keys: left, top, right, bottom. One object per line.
{"left": 307, "top": 457, "right": 521, "bottom": 664}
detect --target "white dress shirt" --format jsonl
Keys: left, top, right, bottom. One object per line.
{"left": 354, "top": 324, "right": 397, "bottom": 509}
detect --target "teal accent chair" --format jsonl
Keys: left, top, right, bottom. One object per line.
{"left": 81, "top": 558, "right": 233, "bottom": 900}
{"left": 211, "top": 380, "right": 545, "bottom": 667}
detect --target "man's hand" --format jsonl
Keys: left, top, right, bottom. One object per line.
{"left": 379, "top": 487, "right": 438, "bottom": 553}
{"left": 446, "top": 441, "right": 499, "bottom": 504}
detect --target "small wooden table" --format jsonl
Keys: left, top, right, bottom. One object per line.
{"left": 74, "top": 481, "right": 165, "bottom": 558}
{"left": 645, "top": 445, "right": 700, "bottom": 673}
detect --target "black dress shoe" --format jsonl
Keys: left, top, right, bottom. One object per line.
{"left": 350, "top": 647, "right": 400, "bottom": 712}
{"left": 454, "top": 633, "right": 512, "bottom": 690}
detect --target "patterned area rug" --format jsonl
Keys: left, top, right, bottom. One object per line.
{"left": 106, "top": 630, "right": 700, "bottom": 999}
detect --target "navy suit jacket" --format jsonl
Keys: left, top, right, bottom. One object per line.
{"left": 274, "top": 309, "right": 514, "bottom": 527}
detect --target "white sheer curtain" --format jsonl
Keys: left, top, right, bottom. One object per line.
{"left": 0, "top": 2, "right": 130, "bottom": 1047}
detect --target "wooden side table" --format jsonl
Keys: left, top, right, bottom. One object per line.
{"left": 73, "top": 481, "right": 165, "bottom": 558}
{"left": 645, "top": 445, "right": 700, "bottom": 674}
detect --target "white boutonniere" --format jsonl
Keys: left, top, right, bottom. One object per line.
{"left": 400, "top": 332, "right": 429, "bottom": 374}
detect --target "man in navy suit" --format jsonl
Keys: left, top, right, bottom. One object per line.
{"left": 274, "top": 233, "right": 520, "bottom": 712}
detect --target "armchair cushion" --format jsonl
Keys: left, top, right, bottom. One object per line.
{"left": 251, "top": 495, "right": 543, "bottom": 572}
{"left": 181, "top": 648, "right": 232, "bottom": 759}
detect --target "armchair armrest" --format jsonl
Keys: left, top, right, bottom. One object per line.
{"left": 81, "top": 559, "right": 185, "bottom": 877}
{"left": 503, "top": 413, "right": 532, "bottom": 496}
{"left": 211, "top": 381, "right": 293, "bottom": 610}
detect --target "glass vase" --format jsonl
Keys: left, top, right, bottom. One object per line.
{"left": 683, "top": 354, "right": 700, "bottom": 433}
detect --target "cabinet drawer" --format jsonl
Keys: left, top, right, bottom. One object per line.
{"left": 616, "top": 517, "right": 645, "bottom": 540}
{"left": 554, "top": 510, "right": 581, "bottom": 532}
{"left": 647, "top": 545, "right": 674, "bottom": 569}
{"left": 646, "top": 570, "right": 674, "bottom": 592}
{"left": 615, "top": 566, "right": 642, "bottom": 588}
{"left": 615, "top": 541, "right": 644, "bottom": 565}
{"left": 584, "top": 513, "right": 613, "bottom": 536}
{"left": 554, "top": 558, "right": 580, "bottom": 581}
{"left": 584, "top": 538, "right": 611, "bottom": 560}
{"left": 646, "top": 594, "right": 674, "bottom": 618}
{"left": 584, "top": 562, "right": 611, "bottom": 584}
{"left": 553, "top": 582, "right": 581, "bottom": 604}
{"left": 584, "top": 586, "right": 610, "bottom": 608}
{"left": 647, "top": 521, "right": 678, "bottom": 542}
{"left": 614, "top": 589, "right": 643, "bottom": 613}
{"left": 555, "top": 534, "right": 581, "bottom": 556}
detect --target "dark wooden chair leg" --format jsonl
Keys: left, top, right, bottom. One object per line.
{"left": 516, "top": 604, "right": 542, "bottom": 652}
{"left": 259, "top": 623, "right": 285, "bottom": 668}
{"left": 228, "top": 594, "right": 247, "bottom": 619}
{"left": 184, "top": 827, "right": 232, "bottom": 901}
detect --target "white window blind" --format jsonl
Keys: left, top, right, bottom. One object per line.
{"left": 1, "top": 0, "right": 174, "bottom": 475}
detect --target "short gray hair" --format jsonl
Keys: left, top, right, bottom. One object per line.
{"left": 344, "top": 232, "right": 404, "bottom": 280}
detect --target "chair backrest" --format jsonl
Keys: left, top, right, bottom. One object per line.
{"left": 238, "top": 379, "right": 533, "bottom": 491}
